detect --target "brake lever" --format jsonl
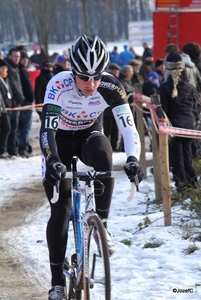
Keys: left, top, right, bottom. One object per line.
{"left": 127, "top": 175, "right": 139, "bottom": 202}
{"left": 51, "top": 168, "right": 61, "bottom": 204}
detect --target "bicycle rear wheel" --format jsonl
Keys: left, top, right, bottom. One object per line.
{"left": 83, "top": 214, "right": 111, "bottom": 300}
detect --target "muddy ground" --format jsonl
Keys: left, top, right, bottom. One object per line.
{"left": 0, "top": 113, "right": 49, "bottom": 300}
{"left": 0, "top": 179, "right": 49, "bottom": 300}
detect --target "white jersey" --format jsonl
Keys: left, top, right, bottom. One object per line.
{"left": 41, "top": 71, "right": 141, "bottom": 160}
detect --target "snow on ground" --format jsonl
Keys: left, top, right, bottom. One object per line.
{"left": 1, "top": 151, "right": 201, "bottom": 299}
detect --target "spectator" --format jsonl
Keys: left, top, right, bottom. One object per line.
{"left": 164, "top": 43, "right": 179, "bottom": 58}
{"left": 128, "top": 59, "right": 144, "bottom": 86}
{"left": 118, "top": 65, "right": 135, "bottom": 151}
{"left": 30, "top": 49, "right": 40, "bottom": 69}
{"left": 180, "top": 52, "right": 201, "bottom": 158}
{"left": 119, "top": 45, "right": 135, "bottom": 67}
{"left": 155, "top": 59, "right": 165, "bottom": 83}
{"left": 103, "top": 63, "right": 121, "bottom": 151}
{"left": 142, "top": 71, "right": 160, "bottom": 145}
{"left": 5, "top": 47, "right": 25, "bottom": 158}
{"left": 143, "top": 71, "right": 160, "bottom": 94}
{"left": 180, "top": 52, "right": 201, "bottom": 91}
{"left": 109, "top": 46, "right": 120, "bottom": 65}
{"left": 106, "top": 63, "right": 121, "bottom": 78}
{"left": 182, "top": 42, "right": 201, "bottom": 76}
{"left": 139, "top": 50, "right": 154, "bottom": 81}
{"left": 119, "top": 65, "right": 134, "bottom": 105}
{"left": 49, "top": 52, "right": 59, "bottom": 63}
{"left": 37, "top": 47, "right": 49, "bottom": 66}
{"left": 0, "top": 60, "right": 13, "bottom": 158}
{"left": 0, "top": 89, "right": 9, "bottom": 158}
{"left": 159, "top": 52, "right": 199, "bottom": 192}
{"left": 35, "top": 61, "right": 54, "bottom": 121}
{"left": 18, "top": 50, "right": 34, "bottom": 158}
{"left": 142, "top": 42, "right": 152, "bottom": 60}
{"left": 53, "top": 54, "right": 71, "bottom": 75}
{"left": 182, "top": 43, "right": 201, "bottom": 158}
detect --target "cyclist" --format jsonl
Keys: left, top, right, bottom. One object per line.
{"left": 39, "top": 34, "right": 144, "bottom": 300}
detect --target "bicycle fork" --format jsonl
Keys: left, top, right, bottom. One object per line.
{"left": 82, "top": 180, "right": 97, "bottom": 291}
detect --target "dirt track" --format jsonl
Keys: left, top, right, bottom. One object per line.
{"left": 0, "top": 179, "right": 49, "bottom": 300}
{"left": 0, "top": 112, "right": 49, "bottom": 300}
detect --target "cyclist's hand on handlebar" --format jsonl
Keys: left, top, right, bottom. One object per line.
{"left": 124, "top": 156, "right": 144, "bottom": 183}
{"left": 45, "top": 155, "right": 67, "bottom": 186}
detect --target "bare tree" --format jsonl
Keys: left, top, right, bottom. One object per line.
{"left": 24, "top": 0, "right": 61, "bottom": 54}
{"left": 0, "top": 0, "right": 153, "bottom": 52}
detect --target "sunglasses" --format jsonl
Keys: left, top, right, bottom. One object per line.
{"left": 76, "top": 73, "right": 102, "bottom": 81}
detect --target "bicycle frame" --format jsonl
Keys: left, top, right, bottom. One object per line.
{"left": 63, "top": 165, "right": 99, "bottom": 292}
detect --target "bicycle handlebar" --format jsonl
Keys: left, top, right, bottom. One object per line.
{"left": 64, "top": 170, "right": 126, "bottom": 180}
{"left": 51, "top": 170, "right": 139, "bottom": 204}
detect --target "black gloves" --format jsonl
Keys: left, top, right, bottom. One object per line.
{"left": 45, "top": 155, "right": 67, "bottom": 186}
{"left": 124, "top": 156, "right": 144, "bottom": 184}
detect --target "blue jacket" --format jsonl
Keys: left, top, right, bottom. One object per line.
{"left": 119, "top": 45, "right": 135, "bottom": 67}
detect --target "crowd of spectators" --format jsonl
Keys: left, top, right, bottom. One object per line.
{"left": 107, "top": 42, "right": 201, "bottom": 192}
{"left": 0, "top": 45, "right": 71, "bottom": 159}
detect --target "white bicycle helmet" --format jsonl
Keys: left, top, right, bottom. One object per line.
{"left": 70, "top": 34, "right": 109, "bottom": 76}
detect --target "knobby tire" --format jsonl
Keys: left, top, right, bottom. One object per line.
{"left": 65, "top": 217, "right": 83, "bottom": 300}
{"left": 83, "top": 213, "right": 111, "bottom": 300}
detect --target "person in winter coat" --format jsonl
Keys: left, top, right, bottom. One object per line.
{"left": 159, "top": 52, "right": 200, "bottom": 192}
{"left": 128, "top": 59, "right": 144, "bottom": 86}
{"left": 53, "top": 55, "right": 71, "bottom": 75}
{"left": 119, "top": 45, "right": 135, "bottom": 67}
{"left": 35, "top": 61, "right": 54, "bottom": 121}
{"left": 118, "top": 65, "right": 135, "bottom": 151}
{"left": 142, "top": 71, "right": 160, "bottom": 150}
{"left": 139, "top": 50, "right": 155, "bottom": 81}
{"left": 118, "top": 65, "right": 134, "bottom": 108}
{"left": 109, "top": 46, "right": 120, "bottom": 65}
{"left": 0, "top": 89, "right": 9, "bottom": 158}
{"left": 182, "top": 42, "right": 201, "bottom": 76}
{"left": 180, "top": 52, "right": 201, "bottom": 91}
{"left": 5, "top": 47, "right": 25, "bottom": 157}
{"left": 155, "top": 59, "right": 165, "bottom": 84}
{"left": 0, "top": 59, "right": 13, "bottom": 158}
{"left": 18, "top": 50, "right": 35, "bottom": 158}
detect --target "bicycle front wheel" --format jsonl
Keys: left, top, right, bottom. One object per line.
{"left": 83, "top": 214, "right": 111, "bottom": 300}
{"left": 64, "top": 217, "right": 83, "bottom": 300}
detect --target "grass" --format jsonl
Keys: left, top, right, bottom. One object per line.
{"left": 143, "top": 236, "right": 164, "bottom": 249}
{"left": 120, "top": 239, "right": 133, "bottom": 247}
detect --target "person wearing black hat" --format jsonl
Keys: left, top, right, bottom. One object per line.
{"left": 155, "top": 59, "right": 165, "bottom": 83}
{"left": 0, "top": 59, "right": 13, "bottom": 158}
{"left": 17, "top": 50, "right": 35, "bottom": 158}
{"left": 159, "top": 52, "right": 200, "bottom": 192}
{"left": 35, "top": 61, "right": 54, "bottom": 121}
{"left": 142, "top": 42, "right": 152, "bottom": 60}
{"left": 139, "top": 50, "right": 154, "bottom": 81}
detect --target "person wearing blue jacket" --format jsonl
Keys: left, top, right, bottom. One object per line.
{"left": 119, "top": 45, "right": 135, "bottom": 67}
{"left": 109, "top": 46, "right": 120, "bottom": 65}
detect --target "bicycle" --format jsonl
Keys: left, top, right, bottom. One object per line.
{"left": 52, "top": 156, "right": 137, "bottom": 300}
